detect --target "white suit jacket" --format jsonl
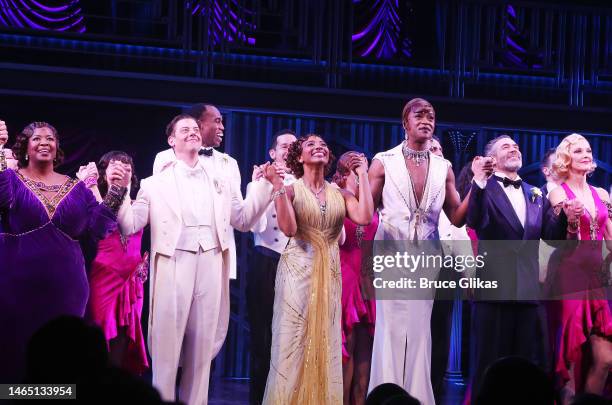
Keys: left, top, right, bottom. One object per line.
{"left": 152, "top": 148, "right": 177, "bottom": 175}
{"left": 119, "top": 150, "right": 272, "bottom": 279}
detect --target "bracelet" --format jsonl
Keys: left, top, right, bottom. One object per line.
{"left": 102, "top": 184, "right": 127, "bottom": 214}
{"left": 83, "top": 176, "right": 97, "bottom": 188}
{"left": 271, "top": 187, "right": 286, "bottom": 201}
{"left": 0, "top": 150, "right": 6, "bottom": 172}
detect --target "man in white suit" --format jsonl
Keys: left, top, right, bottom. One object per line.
{"left": 117, "top": 113, "right": 272, "bottom": 405}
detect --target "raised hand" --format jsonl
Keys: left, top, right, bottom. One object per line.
{"left": 563, "top": 199, "right": 584, "bottom": 223}
{"left": 76, "top": 162, "right": 99, "bottom": 180}
{"left": 0, "top": 120, "right": 7, "bottom": 148}
{"left": 263, "top": 161, "right": 283, "bottom": 186}
{"left": 3, "top": 148, "right": 18, "bottom": 170}
{"left": 471, "top": 156, "right": 495, "bottom": 182}
{"left": 107, "top": 163, "right": 129, "bottom": 188}
{"left": 252, "top": 164, "right": 264, "bottom": 182}
{"left": 349, "top": 152, "right": 368, "bottom": 175}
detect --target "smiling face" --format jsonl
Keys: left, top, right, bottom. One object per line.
{"left": 269, "top": 133, "right": 297, "bottom": 167}
{"left": 568, "top": 138, "right": 594, "bottom": 174}
{"left": 27, "top": 126, "right": 57, "bottom": 165}
{"left": 299, "top": 136, "right": 330, "bottom": 166}
{"left": 404, "top": 102, "right": 435, "bottom": 142}
{"left": 199, "top": 106, "right": 224, "bottom": 148}
{"left": 490, "top": 137, "right": 522, "bottom": 173}
{"left": 168, "top": 118, "right": 201, "bottom": 154}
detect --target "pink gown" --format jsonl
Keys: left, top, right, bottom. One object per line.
{"left": 87, "top": 229, "right": 149, "bottom": 375}
{"left": 548, "top": 183, "right": 612, "bottom": 392}
{"left": 339, "top": 213, "right": 379, "bottom": 361}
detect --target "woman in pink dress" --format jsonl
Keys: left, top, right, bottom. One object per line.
{"left": 333, "top": 151, "right": 378, "bottom": 405}
{"left": 547, "top": 134, "right": 612, "bottom": 402}
{"left": 79, "top": 151, "right": 149, "bottom": 375}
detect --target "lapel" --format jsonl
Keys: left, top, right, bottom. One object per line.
{"left": 385, "top": 144, "right": 417, "bottom": 208}
{"left": 208, "top": 150, "right": 228, "bottom": 223}
{"left": 521, "top": 182, "right": 540, "bottom": 239}
{"left": 157, "top": 163, "right": 182, "bottom": 220}
{"left": 487, "top": 177, "right": 524, "bottom": 236}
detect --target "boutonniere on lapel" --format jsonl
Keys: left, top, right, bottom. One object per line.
{"left": 530, "top": 187, "right": 542, "bottom": 203}
{"left": 213, "top": 177, "right": 223, "bottom": 194}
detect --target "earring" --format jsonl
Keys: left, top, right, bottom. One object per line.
{"left": 25, "top": 154, "right": 29, "bottom": 161}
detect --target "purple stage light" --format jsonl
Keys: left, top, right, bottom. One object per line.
{"left": 0, "top": 0, "right": 84, "bottom": 32}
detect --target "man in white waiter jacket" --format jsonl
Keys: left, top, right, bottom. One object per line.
{"left": 118, "top": 113, "right": 272, "bottom": 405}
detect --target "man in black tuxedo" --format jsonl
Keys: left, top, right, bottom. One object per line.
{"left": 467, "top": 135, "right": 576, "bottom": 399}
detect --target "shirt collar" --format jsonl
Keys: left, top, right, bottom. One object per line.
{"left": 494, "top": 171, "right": 522, "bottom": 181}
{"left": 175, "top": 159, "right": 204, "bottom": 176}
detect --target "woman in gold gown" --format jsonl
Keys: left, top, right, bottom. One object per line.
{"left": 262, "top": 135, "right": 374, "bottom": 405}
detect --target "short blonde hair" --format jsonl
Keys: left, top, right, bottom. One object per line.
{"left": 552, "top": 133, "right": 597, "bottom": 180}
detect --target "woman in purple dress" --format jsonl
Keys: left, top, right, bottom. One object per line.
{"left": 333, "top": 151, "right": 378, "bottom": 405}
{"left": 0, "top": 122, "right": 126, "bottom": 383}
{"left": 547, "top": 133, "right": 612, "bottom": 402}
{"left": 78, "top": 151, "right": 149, "bottom": 375}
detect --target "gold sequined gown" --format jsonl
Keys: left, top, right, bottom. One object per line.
{"left": 263, "top": 179, "right": 346, "bottom": 405}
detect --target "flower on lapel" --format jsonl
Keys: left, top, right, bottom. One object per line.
{"left": 530, "top": 187, "right": 542, "bottom": 203}
{"left": 213, "top": 177, "right": 223, "bottom": 194}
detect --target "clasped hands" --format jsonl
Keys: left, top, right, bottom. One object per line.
{"left": 76, "top": 161, "right": 130, "bottom": 188}
{"left": 0, "top": 120, "right": 18, "bottom": 170}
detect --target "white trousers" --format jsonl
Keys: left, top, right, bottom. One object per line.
{"left": 149, "top": 247, "right": 228, "bottom": 405}
{"left": 369, "top": 299, "right": 436, "bottom": 405}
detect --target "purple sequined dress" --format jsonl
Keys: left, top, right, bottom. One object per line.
{"left": 0, "top": 169, "right": 116, "bottom": 383}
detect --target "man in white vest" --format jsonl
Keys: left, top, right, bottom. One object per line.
{"left": 117, "top": 113, "right": 272, "bottom": 405}
{"left": 367, "top": 98, "right": 479, "bottom": 404}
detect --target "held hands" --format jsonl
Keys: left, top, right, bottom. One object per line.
{"left": 0, "top": 120, "right": 7, "bottom": 147}
{"left": 76, "top": 162, "right": 99, "bottom": 185}
{"left": 2, "top": 149, "right": 18, "bottom": 170}
{"left": 349, "top": 152, "right": 368, "bottom": 175}
{"left": 252, "top": 162, "right": 286, "bottom": 182}
{"left": 263, "top": 162, "right": 284, "bottom": 187}
{"left": 107, "top": 161, "right": 130, "bottom": 188}
{"left": 562, "top": 199, "right": 584, "bottom": 224}
{"left": 471, "top": 156, "right": 495, "bottom": 182}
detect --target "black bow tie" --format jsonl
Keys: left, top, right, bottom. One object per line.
{"left": 495, "top": 175, "right": 522, "bottom": 189}
{"left": 199, "top": 148, "right": 213, "bottom": 157}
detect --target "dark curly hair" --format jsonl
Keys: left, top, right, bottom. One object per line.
{"left": 12, "top": 122, "right": 65, "bottom": 169}
{"left": 285, "top": 134, "right": 336, "bottom": 179}
{"left": 97, "top": 151, "right": 139, "bottom": 199}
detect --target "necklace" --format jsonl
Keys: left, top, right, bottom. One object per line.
{"left": 307, "top": 182, "right": 327, "bottom": 215}
{"left": 20, "top": 171, "right": 63, "bottom": 192}
{"left": 31, "top": 181, "right": 63, "bottom": 192}
{"left": 402, "top": 142, "right": 429, "bottom": 166}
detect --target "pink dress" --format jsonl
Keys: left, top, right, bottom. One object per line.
{"left": 339, "top": 213, "right": 379, "bottom": 361}
{"left": 87, "top": 229, "right": 149, "bottom": 375}
{"left": 548, "top": 183, "right": 612, "bottom": 392}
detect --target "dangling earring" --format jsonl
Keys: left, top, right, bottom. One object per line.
{"left": 25, "top": 154, "right": 29, "bottom": 161}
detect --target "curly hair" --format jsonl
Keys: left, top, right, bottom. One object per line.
{"left": 97, "top": 151, "right": 139, "bottom": 199}
{"left": 332, "top": 151, "right": 357, "bottom": 189}
{"left": 285, "top": 134, "right": 335, "bottom": 179}
{"left": 552, "top": 133, "right": 597, "bottom": 181}
{"left": 12, "top": 122, "right": 65, "bottom": 169}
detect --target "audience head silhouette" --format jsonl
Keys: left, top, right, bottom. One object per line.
{"left": 475, "top": 356, "right": 554, "bottom": 405}
{"left": 366, "top": 383, "right": 421, "bottom": 405}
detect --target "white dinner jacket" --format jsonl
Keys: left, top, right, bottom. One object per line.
{"left": 118, "top": 149, "right": 272, "bottom": 279}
